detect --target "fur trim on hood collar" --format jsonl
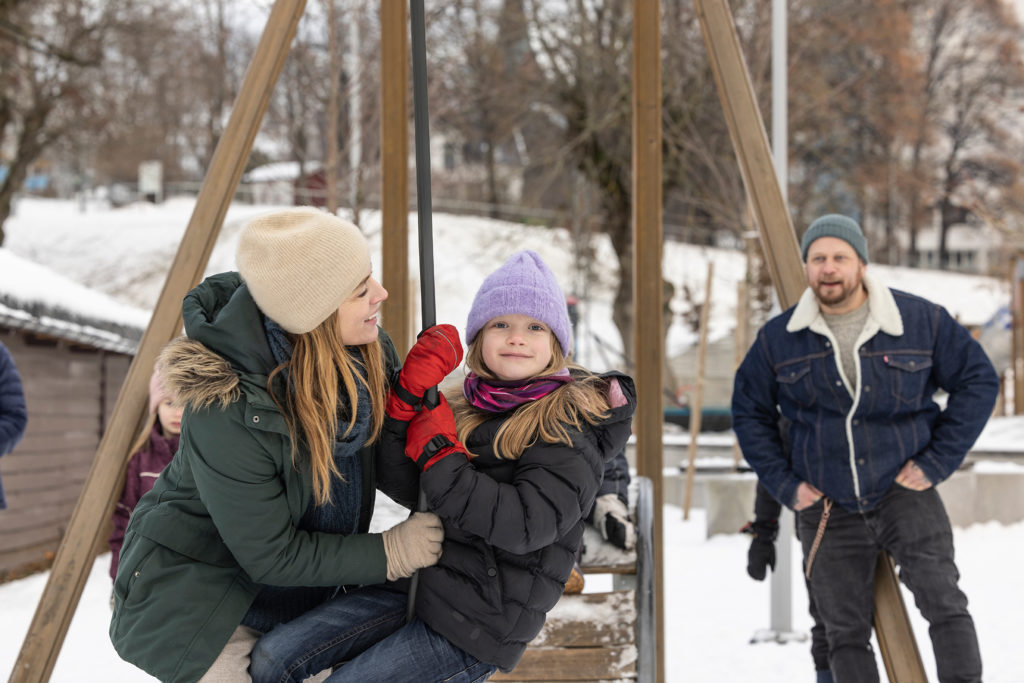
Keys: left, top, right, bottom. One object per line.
{"left": 158, "top": 337, "right": 241, "bottom": 410}
{"left": 786, "top": 272, "right": 903, "bottom": 336}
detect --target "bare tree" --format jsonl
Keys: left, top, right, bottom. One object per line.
{"left": 916, "top": 0, "right": 1024, "bottom": 269}
{"left": 89, "top": 0, "right": 240, "bottom": 187}
{"left": 785, "top": 0, "right": 921, "bottom": 259}
{"left": 259, "top": 1, "right": 379, "bottom": 216}
{"left": 0, "top": 0, "right": 128, "bottom": 242}
{"left": 429, "top": 0, "right": 538, "bottom": 215}
{"left": 323, "top": 0, "right": 342, "bottom": 213}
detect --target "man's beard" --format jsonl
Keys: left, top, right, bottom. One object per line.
{"left": 812, "top": 279, "right": 860, "bottom": 308}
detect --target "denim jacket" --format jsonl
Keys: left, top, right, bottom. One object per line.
{"left": 732, "top": 273, "right": 998, "bottom": 513}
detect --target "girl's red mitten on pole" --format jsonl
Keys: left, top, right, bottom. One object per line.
{"left": 387, "top": 324, "right": 463, "bottom": 422}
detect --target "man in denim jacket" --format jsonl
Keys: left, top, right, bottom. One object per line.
{"left": 733, "top": 214, "right": 998, "bottom": 683}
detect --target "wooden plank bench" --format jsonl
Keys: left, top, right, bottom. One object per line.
{"left": 491, "top": 476, "right": 655, "bottom": 683}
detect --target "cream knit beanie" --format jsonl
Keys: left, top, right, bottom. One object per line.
{"left": 236, "top": 207, "right": 371, "bottom": 334}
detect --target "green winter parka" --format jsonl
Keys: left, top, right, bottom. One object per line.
{"left": 109, "top": 272, "right": 409, "bottom": 682}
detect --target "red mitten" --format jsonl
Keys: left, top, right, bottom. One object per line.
{"left": 387, "top": 324, "right": 464, "bottom": 422}
{"left": 405, "top": 394, "right": 466, "bottom": 471}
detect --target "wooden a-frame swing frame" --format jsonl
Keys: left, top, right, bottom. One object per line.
{"left": 10, "top": 2, "right": 923, "bottom": 682}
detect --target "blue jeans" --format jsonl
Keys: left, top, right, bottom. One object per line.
{"left": 797, "top": 485, "right": 981, "bottom": 683}
{"left": 249, "top": 585, "right": 497, "bottom": 683}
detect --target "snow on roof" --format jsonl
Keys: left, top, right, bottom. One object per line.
{"left": 0, "top": 248, "right": 149, "bottom": 353}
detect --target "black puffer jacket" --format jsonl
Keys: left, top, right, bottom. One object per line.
{"left": 385, "top": 371, "right": 635, "bottom": 672}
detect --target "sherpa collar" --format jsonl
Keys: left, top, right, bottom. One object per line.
{"left": 786, "top": 272, "right": 903, "bottom": 337}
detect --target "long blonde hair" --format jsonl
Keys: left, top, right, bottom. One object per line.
{"left": 268, "top": 310, "right": 387, "bottom": 505}
{"left": 127, "top": 412, "right": 159, "bottom": 458}
{"left": 447, "top": 334, "right": 610, "bottom": 460}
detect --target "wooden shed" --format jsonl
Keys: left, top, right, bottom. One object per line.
{"left": 0, "top": 267, "right": 144, "bottom": 579}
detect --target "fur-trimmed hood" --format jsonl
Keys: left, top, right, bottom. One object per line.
{"left": 157, "top": 271, "right": 281, "bottom": 412}
{"left": 158, "top": 337, "right": 241, "bottom": 411}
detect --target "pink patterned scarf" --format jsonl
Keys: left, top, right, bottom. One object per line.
{"left": 463, "top": 369, "right": 573, "bottom": 413}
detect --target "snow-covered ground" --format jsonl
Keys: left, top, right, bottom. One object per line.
{"left": 2, "top": 197, "right": 1023, "bottom": 681}
{"left": 3, "top": 504, "right": 1023, "bottom": 682}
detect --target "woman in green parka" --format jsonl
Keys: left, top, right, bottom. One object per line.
{"left": 109, "top": 208, "right": 443, "bottom": 682}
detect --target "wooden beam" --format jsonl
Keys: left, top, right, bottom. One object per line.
{"left": 733, "top": 279, "right": 748, "bottom": 469}
{"left": 9, "top": 2, "right": 307, "bottom": 680}
{"left": 1013, "top": 254, "right": 1024, "bottom": 414}
{"left": 380, "top": 0, "right": 411, "bottom": 357}
{"left": 692, "top": 0, "right": 803, "bottom": 298}
{"left": 874, "top": 553, "right": 928, "bottom": 681}
{"left": 683, "top": 261, "right": 713, "bottom": 520}
{"left": 491, "top": 647, "right": 637, "bottom": 682}
{"left": 692, "top": 1, "right": 926, "bottom": 679}
{"left": 631, "top": 2, "right": 664, "bottom": 682}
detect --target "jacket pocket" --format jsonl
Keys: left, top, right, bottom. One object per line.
{"left": 884, "top": 353, "right": 933, "bottom": 406}
{"left": 112, "top": 533, "right": 160, "bottom": 609}
{"left": 776, "top": 362, "right": 815, "bottom": 408}
{"left": 439, "top": 540, "right": 504, "bottom": 615}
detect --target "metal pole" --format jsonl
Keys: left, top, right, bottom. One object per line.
{"left": 406, "top": 0, "right": 436, "bottom": 623}
{"left": 768, "top": 0, "right": 794, "bottom": 639}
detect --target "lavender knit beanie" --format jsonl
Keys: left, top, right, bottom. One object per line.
{"left": 466, "top": 250, "right": 572, "bottom": 356}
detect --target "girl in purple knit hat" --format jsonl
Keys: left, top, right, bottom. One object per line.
{"left": 250, "top": 249, "right": 636, "bottom": 681}
{"left": 108, "top": 364, "right": 184, "bottom": 581}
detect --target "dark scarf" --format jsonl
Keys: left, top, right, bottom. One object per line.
{"left": 242, "top": 317, "right": 370, "bottom": 633}
{"left": 463, "top": 368, "right": 572, "bottom": 413}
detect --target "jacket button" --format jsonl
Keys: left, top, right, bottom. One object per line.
{"left": 252, "top": 415, "right": 260, "bottom": 424}
{"left": 865, "top": 385, "right": 871, "bottom": 392}
{"left": 487, "top": 567, "right": 497, "bottom": 577}
{"left": 853, "top": 419, "right": 859, "bottom": 426}
{"left": 835, "top": 380, "right": 842, "bottom": 386}
{"left": 858, "top": 459, "right": 866, "bottom": 465}
{"left": 134, "top": 571, "right": 140, "bottom": 577}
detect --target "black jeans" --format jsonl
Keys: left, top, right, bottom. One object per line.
{"left": 797, "top": 484, "right": 981, "bottom": 683}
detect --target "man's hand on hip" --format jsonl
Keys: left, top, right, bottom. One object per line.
{"left": 895, "top": 459, "right": 933, "bottom": 491}
{"left": 793, "top": 482, "right": 825, "bottom": 511}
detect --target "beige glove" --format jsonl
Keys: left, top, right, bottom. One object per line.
{"left": 381, "top": 511, "right": 444, "bottom": 581}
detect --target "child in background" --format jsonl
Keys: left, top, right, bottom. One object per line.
{"left": 250, "top": 249, "right": 636, "bottom": 681}
{"left": 108, "top": 366, "right": 183, "bottom": 580}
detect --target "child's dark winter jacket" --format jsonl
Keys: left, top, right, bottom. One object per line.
{"left": 384, "top": 371, "right": 636, "bottom": 672}
{"left": 108, "top": 424, "right": 180, "bottom": 579}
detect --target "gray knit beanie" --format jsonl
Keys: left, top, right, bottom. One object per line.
{"left": 236, "top": 207, "right": 370, "bottom": 334}
{"left": 466, "top": 250, "right": 572, "bottom": 357}
{"left": 800, "top": 214, "right": 869, "bottom": 264}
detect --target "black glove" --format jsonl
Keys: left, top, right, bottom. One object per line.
{"left": 741, "top": 519, "right": 778, "bottom": 581}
